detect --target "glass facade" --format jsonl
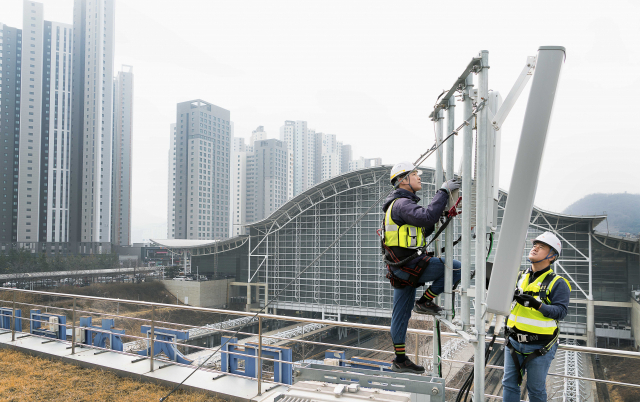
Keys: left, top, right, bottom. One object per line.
{"left": 192, "top": 166, "right": 640, "bottom": 337}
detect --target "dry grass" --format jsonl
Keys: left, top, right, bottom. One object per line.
{"left": 0, "top": 349, "right": 219, "bottom": 402}
{"left": 599, "top": 347, "right": 640, "bottom": 402}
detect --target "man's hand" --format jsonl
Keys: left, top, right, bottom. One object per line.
{"left": 515, "top": 293, "right": 542, "bottom": 310}
{"left": 440, "top": 179, "right": 461, "bottom": 195}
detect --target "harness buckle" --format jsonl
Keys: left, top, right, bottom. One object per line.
{"left": 517, "top": 333, "right": 528, "bottom": 343}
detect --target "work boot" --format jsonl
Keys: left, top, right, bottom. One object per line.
{"left": 392, "top": 357, "right": 425, "bottom": 374}
{"left": 413, "top": 299, "right": 444, "bottom": 315}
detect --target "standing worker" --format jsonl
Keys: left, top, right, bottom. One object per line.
{"left": 382, "top": 161, "right": 461, "bottom": 373}
{"left": 502, "top": 232, "right": 571, "bottom": 402}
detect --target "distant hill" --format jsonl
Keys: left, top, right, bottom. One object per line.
{"left": 563, "top": 193, "right": 640, "bottom": 235}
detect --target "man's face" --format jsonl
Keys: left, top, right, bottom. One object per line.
{"left": 401, "top": 171, "right": 422, "bottom": 191}
{"left": 529, "top": 241, "right": 553, "bottom": 262}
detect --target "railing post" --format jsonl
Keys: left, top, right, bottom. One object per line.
{"left": 11, "top": 290, "right": 16, "bottom": 342}
{"left": 414, "top": 332, "right": 419, "bottom": 363}
{"left": 257, "top": 315, "right": 262, "bottom": 395}
{"left": 71, "top": 297, "right": 76, "bottom": 354}
{"left": 150, "top": 305, "right": 155, "bottom": 372}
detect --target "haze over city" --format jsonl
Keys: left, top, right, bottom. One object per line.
{"left": 2, "top": 0, "right": 639, "bottom": 243}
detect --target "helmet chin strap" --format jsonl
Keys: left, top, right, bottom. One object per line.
{"left": 528, "top": 249, "right": 557, "bottom": 264}
{"left": 402, "top": 175, "right": 416, "bottom": 193}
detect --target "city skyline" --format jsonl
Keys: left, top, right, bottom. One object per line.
{"left": 2, "top": 0, "right": 638, "bottom": 244}
{"left": 0, "top": 0, "right": 132, "bottom": 253}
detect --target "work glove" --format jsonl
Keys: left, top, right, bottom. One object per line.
{"left": 514, "top": 293, "right": 542, "bottom": 310}
{"left": 440, "top": 179, "right": 461, "bottom": 195}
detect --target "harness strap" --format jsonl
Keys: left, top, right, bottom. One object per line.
{"left": 505, "top": 328, "right": 558, "bottom": 386}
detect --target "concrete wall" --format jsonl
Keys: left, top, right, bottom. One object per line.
{"left": 161, "top": 278, "right": 234, "bottom": 308}
{"left": 631, "top": 297, "right": 640, "bottom": 350}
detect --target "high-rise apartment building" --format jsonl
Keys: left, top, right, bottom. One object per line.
{"left": 315, "top": 133, "right": 341, "bottom": 182}
{"left": 280, "top": 120, "right": 315, "bottom": 197}
{"left": 249, "top": 126, "right": 268, "bottom": 148}
{"left": 246, "top": 139, "right": 289, "bottom": 223}
{"left": 8, "top": 2, "right": 74, "bottom": 254}
{"left": 111, "top": 65, "right": 133, "bottom": 246}
{"left": 349, "top": 157, "right": 365, "bottom": 172}
{"left": 0, "top": 23, "right": 22, "bottom": 248}
{"left": 230, "top": 136, "right": 247, "bottom": 236}
{"left": 1, "top": 1, "right": 132, "bottom": 255}
{"left": 341, "top": 144, "right": 352, "bottom": 174}
{"left": 70, "top": 0, "right": 116, "bottom": 254}
{"left": 365, "top": 157, "right": 382, "bottom": 168}
{"left": 168, "top": 100, "right": 231, "bottom": 240}
{"left": 167, "top": 123, "right": 176, "bottom": 239}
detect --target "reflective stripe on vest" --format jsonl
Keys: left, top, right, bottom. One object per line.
{"left": 506, "top": 268, "right": 571, "bottom": 335}
{"left": 384, "top": 199, "right": 425, "bottom": 250}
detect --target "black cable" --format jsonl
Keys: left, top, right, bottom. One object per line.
{"left": 159, "top": 127, "right": 460, "bottom": 401}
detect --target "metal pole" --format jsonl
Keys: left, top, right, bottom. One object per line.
{"left": 150, "top": 305, "right": 155, "bottom": 372}
{"left": 257, "top": 316, "right": 263, "bottom": 395}
{"left": 11, "top": 290, "right": 16, "bottom": 342}
{"left": 265, "top": 235, "right": 269, "bottom": 313}
{"left": 588, "top": 222, "right": 593, "bottom": 298}
{"left": 444, "top": 96, "right": 455, "bottom": 318}
{"left": 587, "top": 222, "right": 595, "bottom": 347}
{"left": 433, "top": 108, "right": 444, "bottom": 377}
{"left": 474, "top": 49, "right": 489, "bottom": 402}
{"left": 183, "top": 250, "right": 187, "bottom": 274}
{"left": 414, "top": 332, "right": 419, "bottom": 363}
{"left": 71, "top": 297, "right": 76, "bottom": 354}
{"left": 461, "top": 74, "right": 474, "bottom": 331}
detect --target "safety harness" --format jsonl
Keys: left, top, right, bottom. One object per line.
{"left": 504, "top": 270, "right": 560, "bottom": 386}
{"left": 379, "top": 196, "right": 461, "bottom": 289}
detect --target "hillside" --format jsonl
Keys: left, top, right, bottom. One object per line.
{"left": 563, "top": 193, "right": 640, "bottom": 235}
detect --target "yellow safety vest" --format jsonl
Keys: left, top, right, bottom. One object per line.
{"left": 383, "top": 199, "right": 425, "bottom": 249}
{"left": 507, "top": 268, "right": 571, "bottom": 335}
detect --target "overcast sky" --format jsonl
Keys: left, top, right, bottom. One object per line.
{"left": 3, "top": 0, "right": 639, "bottom": 243}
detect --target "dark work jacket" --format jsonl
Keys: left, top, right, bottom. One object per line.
{"left": 382, "top": 188, "right": 449, "bottom": 267}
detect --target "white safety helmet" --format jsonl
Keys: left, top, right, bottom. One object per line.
{"left": 532, "top": 232, "right": 562, "bottom": 256}
{"left": 390, "top": 161, "right": 420, "bottom": 184}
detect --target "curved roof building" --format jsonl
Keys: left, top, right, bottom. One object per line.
{"left": 155, "top": 166, "right": 640, "bottom": 344}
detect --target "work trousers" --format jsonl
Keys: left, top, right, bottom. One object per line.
{"left": 390, "top": 257, "right": 461, "bottom": 345}
{"left": 502, "top": 338, "right": 558, "bottom": 402}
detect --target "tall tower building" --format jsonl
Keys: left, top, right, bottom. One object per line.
{"left": 249, "top": 126, "right": 268, "bottom": 148}
{"left": 11, "top": 2, "right": 73, "bottom": 253}
{"left": 365, "top": 157, "right": 382, "bottom": 168}
{"left": 111, "top": 65, "right": 133, "bottom": 246}
{"left": 169, "top": 100, "right": 230, "bottom": 240}
{"left": 246, "top": 139, "right": 288, "bottom": 223}
{"left": 340, "top": 144, "right": 352, "bottom": 174}
{"left": 167, "top": 123, "right": 176, "bottom": 239}
{"left": 0, "top": 22, "right": 22, "bottom": 248}
{"left": 279, "top": 120, "right": 315, "bottom": 197}
{"left": 316, "top": 133, "right": 341, "bottom": 182}
{"left": 230, "top": 137, "right": 247, "bottom": 237}
{"left": 70, "top": 0, "right": 116, "bottom": 254}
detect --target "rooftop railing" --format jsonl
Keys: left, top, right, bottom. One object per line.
{"left": 1, "top": 287, "right": 639, "bottom": 401}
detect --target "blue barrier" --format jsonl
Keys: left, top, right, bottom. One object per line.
{"left": 351, "top": 356, "right": 393, "bottom": 372}
{"left": 30, "top": 310, "right": 66, "bottom": 340}
{"left": 0, "top": 308, "right": 22, "bottom": 332}
{"left": 78, "top": 317, "right": 125, "bottom": 351}
{"left": 221, "top": 337, "right": 293, "bottom": 385}
{"left": 137, "top": 326, "right": 192, "bottom": 364}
